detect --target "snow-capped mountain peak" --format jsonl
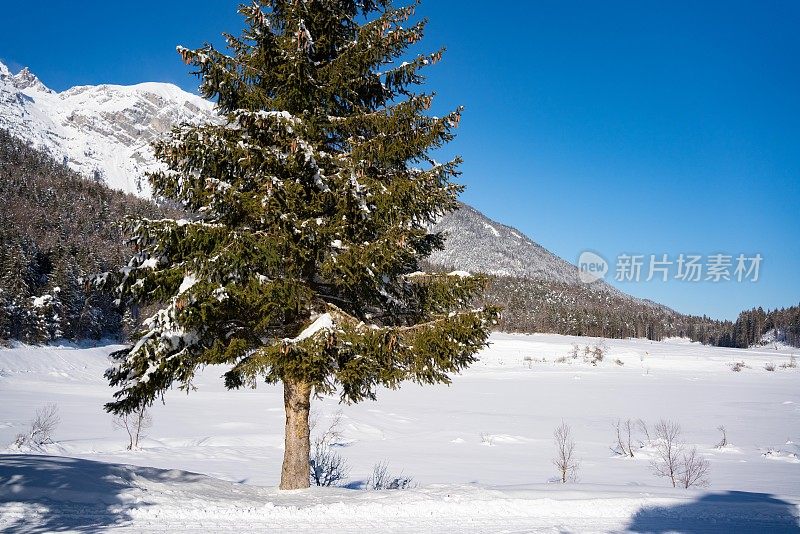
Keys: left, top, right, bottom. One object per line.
{"left": 0, "top": 60, "right": 217, "bottom": 195}
{"left": 11, "top": 67, "right": 52, "bottom": 93}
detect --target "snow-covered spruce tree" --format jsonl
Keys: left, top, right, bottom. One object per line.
{"left": 104, "top": 0, "right": 498, "bottom": 490}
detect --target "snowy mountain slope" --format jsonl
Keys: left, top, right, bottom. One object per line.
{"left": 431, "top": 203, "right": 582, "bottom": 284}
{"left": 0, "top": 60, "right": 216, "bottom": 195}
{"left": 429, "top": 204, "right": 657, "bottom": 308}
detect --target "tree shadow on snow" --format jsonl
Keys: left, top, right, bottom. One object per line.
{"left": 342, "top": 479, "right": 368, "bottom": 490}
{"left": 627, "top": 491, "right": 800, "bottom": 533}
{"left": 0, "top": 454, "right": 204, "bottom": 533}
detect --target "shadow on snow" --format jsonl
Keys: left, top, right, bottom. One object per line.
{"left": 0, "top": 454, "right": 204, "bottom": 533}
{"left": 627, "top": 491, "right": 800, "bottom": 533}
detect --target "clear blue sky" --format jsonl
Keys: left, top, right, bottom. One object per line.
{"left": 1, "top": 1, "right": 798, "bottom": 320}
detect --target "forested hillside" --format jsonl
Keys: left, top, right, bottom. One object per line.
{"left": 0, "top": 129, "right": 166, "bottom": 343}
{"left": 480, "top": 275, "right": 800, "bottom": 348}
{"left": 482, "top": 275, "right": 692, "bottom": 340}
{"left": 714, "top": 305, "right": 800, "bottom": 348}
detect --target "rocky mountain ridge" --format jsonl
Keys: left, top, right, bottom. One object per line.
{"left": 0, "top": 60, "right": 216, "bottom": 195}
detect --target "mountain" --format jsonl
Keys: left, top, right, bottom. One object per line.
{"left": 0, "top": 61, "right": 216, "bottom": 196}
{"left": 431, "top": 203, "right": 583, "bottom": 285}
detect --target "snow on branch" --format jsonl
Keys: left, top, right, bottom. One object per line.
{"left": 284, "top": 313, "right": 334, "bottom": 344}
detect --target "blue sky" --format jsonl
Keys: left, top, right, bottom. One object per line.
{"left": 1, "top": 1, "right": 798, "bottom": 320}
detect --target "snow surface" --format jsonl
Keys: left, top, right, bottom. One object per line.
{"left": 0, "top": 334, "right": 798, "bottom": 532}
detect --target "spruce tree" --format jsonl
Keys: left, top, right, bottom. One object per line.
{"left": 104, "top": 0, "right": 498, "bottom": 489}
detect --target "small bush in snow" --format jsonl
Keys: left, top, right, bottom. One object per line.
{"left": 13, "top": 403, "right": 60, "bottom": 449}
{"left": 613, "top": 419, "right": 635, "bottom": 457}
{"left": 779, "top": 355, "right": 797, "bottom": 369}
{"left": 570, "top": 344, "right": 580, "bottom": 360}
{"left": 310, "top": 441, "right": 348, "bottom": 487}
{"left": 636, "top": 419, "right": 652, "bottom": 447}
{"left": 729, "top": 361, "right": 747, "bottom": 372}
{"left": 366, "top": 461, "right": 415, "bottom": 490}
{"left": 762, "top": 448, "right": 798, "bottom": 461}
{"left": 764, "top": 362, "right": 776, "bottom": 372}
{"left": 715, "top": 425, "right": 728, "bottom": 448}
{"left": 582, "top": 345, "right": 605, "bottom": 366}
{"left": 651, "top": 419, "right": 683, "bottom": 488}
{"left": 113, "top": 404, "right": 152, "bottom": 450}
{"left": 678, "top": 447, "right": 710, "bottom": 488}
{"left": 553, "top": 421, "right": 580, "bottom": 483}
{"left": 614, "top": 358, "right": 624, "bottom": 366}
{"left": 309, "top": 411, "right": 348, "bottom": 487}
{"left": 650, "top": 419, "right": 711, "bottom": 488}
{"left": 310, "top": 410, "right": 344, "bottom": 446}
{"left": 480, "top": 432, "right": 495, "bottom": 446}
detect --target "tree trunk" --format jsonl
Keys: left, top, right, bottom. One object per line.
{"left": 279, "top": 379, "right": 311, "bottom": 490}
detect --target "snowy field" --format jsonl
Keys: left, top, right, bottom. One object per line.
{"left": 1, "top": 333, "right": 798, "bottom": 532}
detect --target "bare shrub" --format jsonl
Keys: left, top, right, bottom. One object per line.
{"left": 310, "top": 441, "right": 348, "bottom": 486}
{"left": 651, "top": 419, "right": 682, "bottom": 487}
{"left": 480, "top": 432, "right": 495, "bottom": 446}
{"left": 570, "top": 344, "right": 580, "bottom": 360}
{"left": 553, "top": 421, "right": 580, "bottom": 483}
{"left": 613, "top": 419, "right": 635, "bottom": 457}
{"left": 113, "top": 404, "right": 152, "bottom": 450}
{"left": 715, "top": 425, "right": 728, "bottom": 448}
{"left": 614, "top": 358, "right": 624, "bottom": 366}
{"left": 312, "top": 410, "right": 344, "bottom": 446}
{"left": 582, "top": 345, "right": 605, "bottom": 366}
{"left": 592, "top": 348, "right": 605, "bottom": 364}
{"left": 366, "top": 461, "right": 415, "bottom": 490}
{"left": 636, "top": 419, "right": 651, "bottom": 446}
{"left": 14, "top": 403, "right": 60, "bottom": 448}
{"left": 309, "top": 410, "right": 348, "bottom": 487}
{"left": 765, "top": 362, "right": 776, "bottom": 372}
{"left": 729, "top": 361, "right": 746, "bottom": 372}
{"left": 678, "top": 447, "right": 710, "bottom": 488}
{"left": 624, "top": 419, "right": 635, "bottom": 456}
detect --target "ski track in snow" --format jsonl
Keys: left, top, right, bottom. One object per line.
{"left": 0, "top": 333, "right": 799, "bottom": 532}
